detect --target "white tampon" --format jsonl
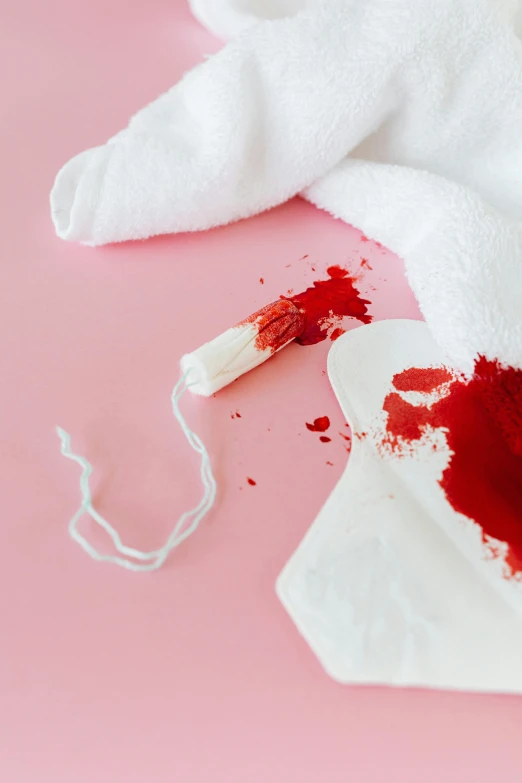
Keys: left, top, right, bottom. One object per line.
{"left": 56, "top": 299, "right": 305, "bottom": 568}
{"left": 181, "top": 299, "right": 306, "bottom": 396}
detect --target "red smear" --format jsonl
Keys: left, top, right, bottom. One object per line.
{"left": 300, "top": 254, "right": 309, "bottom": 260}
{"left": 339, "top": 432, "right": 351, "bottom": 441}
{"left": 247, "top": 477, "right": 257, "bottom": 486}
{"left": 306, "top": 416, "right": 331, "bottom": 432}
{"left": 287, "top": 265, "right": 372, "bottom": 346}
{"left": 326, "top": 461, "right": 334, "bottom": 466}
{"left": 381, "top": 359, "right": 522, "bottom": 577}
{"left": 259, "top": 277, "right": 264, "bottom": 284}
{"left": 319, "top": 436, "right": 331, "bottom": 443}
{"left": 237, "top": 299, "right": 305, "bottom": 354}
{"left": 360, "top": 258, "right": 373, "bottom": 270}
{"left": 236, "top": 411, "right": 241, "bottom": 418}
{"left": 393, "top": 367, "right": 453, "bottom": 394}
{"left": 330, "top": 327, "right": 345, "bottom": 341}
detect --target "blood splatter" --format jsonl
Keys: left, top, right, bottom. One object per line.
{"left": 236, "top": 266, "right": 372, "bottom": 354}
{"left": 300, "top": 254, "right": 309, "bottom": 260}
{"left": 286, "top": 265, "right": 372, "bottom": 346}
{"left": 339, "top": 431, "right": 351, "bottom": 441}
{"left": 392, "top": 367, "right": 453, "bottom": 394}
{"left": 360, "top": 258, "right": 373, "bottom": 270}
{"left": 306, "top": 416, "right": 330, "bottom": 432}
{"left": 326, "top": 461, "right": 334, "bottom": 466}
{"left": 380, "top": 358, "right": 522, "bottom": 577}
{"left": 259, "top": 277, "right": 264, "bottom": 284}
{"left": 319, "top": 436, "right": 331, "bottom": 443}
{"left": 247, "top": 477, "right": 257, "bottom": 486}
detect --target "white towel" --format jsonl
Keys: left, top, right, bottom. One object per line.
{"left": 50, "top": 0, "right": 522, "bottom": 375}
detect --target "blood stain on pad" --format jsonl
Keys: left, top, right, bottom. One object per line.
{"left": 381, "top": 358, "right": 522, "bottom": 577}
{"left": 392, "top": 367, "right": 453, "bottom": 394}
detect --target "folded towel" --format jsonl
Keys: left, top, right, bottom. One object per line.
{"left": 51, "top": 0, "right": 522, "bottom": 375}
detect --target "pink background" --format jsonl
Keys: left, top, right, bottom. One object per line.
{"left": 1, "top": 0, "right": 521, "bottom": 780}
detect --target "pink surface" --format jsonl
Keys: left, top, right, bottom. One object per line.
{"left": 1, "top": 1, "right": 521, "bottom": 780}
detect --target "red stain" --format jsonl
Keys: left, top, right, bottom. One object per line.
{"left": 237, "top": 299, "right": 305, "bottom": 354}
{"left": 330, "top": 327, "right": 346, "bottom": 341}
{"left": 300, "top": 254, "right": 309, "bottom": 260}
{"left": 247, "top": 477, "right": 257, "bottom": 486}
{"left": 360, "top": 258, "right": 373, "bottom": 270}
{"left": 319, "top": 436, "right": 331, "bottom": 443}
{"left": 339, "top": 431, "right": 351, "bottom": 441}
{"left": 306, "top": 416, "right": 330, "bottom": 433}
{"left": 381, "top": 358, "right": 522, "bottom": 577}
{"left": 326, "top": 461, "right": 334, "bottom": 466}
{"left": 236, "top": 266, "right": 372, "bottom": 354}
{"left": 259, "top": 277, "right": 264, "bottom": 284}
{"left": 393, "top": 367, "right": 453, "bottom": 394}
{"left": 287, "top": 265, "right": 372, "bottom": 346}
{"left": 236, "top": 411, "right": 241, "bottom": 418}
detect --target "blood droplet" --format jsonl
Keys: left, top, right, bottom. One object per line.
{"left": 306, "top": 416, "right": 330, "bottom": 432}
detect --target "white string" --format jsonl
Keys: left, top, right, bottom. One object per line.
{"left": 56, "top": 373, "right": 216, "bottom": 572}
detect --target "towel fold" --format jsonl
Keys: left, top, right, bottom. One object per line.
{"left": 50, "top": 0, "right": 522, "bottom": 373}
